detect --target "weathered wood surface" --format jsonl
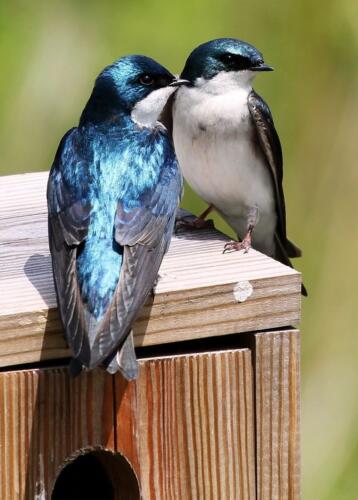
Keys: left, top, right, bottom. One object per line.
{"left": 254, "top": 330, "right": 301, "bottom": 500}
{"left": 134, "top": 349, "right": 255, "bottom": 500}
{"left": 0, "top": 171, "right": 301, "bottom": 367}
{"left": 0, "top": 368, "right": 114, "bottom": 500}
{"left": 0, "top": 348, "right": 255, "bottom": 499}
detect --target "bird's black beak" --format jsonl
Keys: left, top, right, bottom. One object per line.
{"left": 169, "top": 78, "right": 190, "bottom": 87}
{"left": 251, "top": 63, "right": 274, "bottom": 72}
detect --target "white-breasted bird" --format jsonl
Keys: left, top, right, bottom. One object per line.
{"left": 172, "top": 38, "right": 306, "bottom": 294}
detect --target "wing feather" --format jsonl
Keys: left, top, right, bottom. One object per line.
{"left": 47, "top": 129, "right": 92, "bottom": 362}
{"left": 95, "top": 161, "right": 182, "bottom": 371}
{"left": 248, "top": 91, "right": 286, "bottom": 239}
{"left": 248, "top": 91, "right": 306, "bottom": 294}
{"left": 248, "top": 91, "right": 301, "bottom": 258}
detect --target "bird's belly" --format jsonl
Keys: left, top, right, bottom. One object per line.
{"left": 173, "top": 91, "right": 277, "bottom": 253}
{"left": 174, "top": 125, "right": 275, "bottom": 217}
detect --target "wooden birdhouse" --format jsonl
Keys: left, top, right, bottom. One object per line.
{"left": 0, "top": 172, "right": 301, "bottom": 499}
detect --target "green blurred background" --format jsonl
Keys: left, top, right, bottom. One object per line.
{"left": 0, "top": 1, "right": 357, "bottom": 498}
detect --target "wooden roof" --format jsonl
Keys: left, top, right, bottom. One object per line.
{"left": 0, "top": 172, "right": 301, "bottom": 367}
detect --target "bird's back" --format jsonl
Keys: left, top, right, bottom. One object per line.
{"left": 48, "top": 121, "right": 182, "bottom": 374}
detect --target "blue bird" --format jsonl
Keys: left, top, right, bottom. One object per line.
{"left": 47, "top": 55, "right": 184, "bottom": 379}
{"left": 173, "top": 38, "right": 306, "bottom": 294}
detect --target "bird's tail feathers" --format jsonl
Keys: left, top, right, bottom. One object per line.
{"left": 285, "top": 238, "right": 302, "bottom": 258}
{"left": 68, "top": 357, "right": 84, "bottom": 377}
{"left": 103, "top": 331, "right": 139, "bottom": 380}
{"left": 274, "top": 234, "right": 307, "bottom": 296}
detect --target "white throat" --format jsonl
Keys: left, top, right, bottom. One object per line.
{"left": 131, "top": 86, "right": 177, "bottom": 128}
{"left": 173, "top": 69, "right": 255, "bottom": 132}
{"left": 195, "top": 70, "right": 255, "bottom": 95}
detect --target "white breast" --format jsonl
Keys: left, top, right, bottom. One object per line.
{"left": 172, "top": 72, "right": 276, "bottom": 252}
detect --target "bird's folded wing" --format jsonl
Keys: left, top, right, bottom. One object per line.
{"left": 47, "top": 128, "right": 92, "bottom": 361}
{"left": 248, "top": 91, "right": 287, "bottom": 243}
{"left": 248, "top": 91, "right": 302, "bottom": 258}
{"left": 115, "top": 160, "right": 181, "bottom": 248}
{"left": 95, "top": 163, "right": 182, "bottom": 366}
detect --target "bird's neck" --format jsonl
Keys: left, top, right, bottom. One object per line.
{"left": 195, "top": 71, "right": 254, "bottom": 96}
{"left": 79, "top": 85, "right": 130, "bottom": 127}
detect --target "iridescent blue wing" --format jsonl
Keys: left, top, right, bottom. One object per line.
{"left": 99, "top": 154, "right": 182, "bottom": 377}
{"left": 47, "top": 128, "right": 93, "bottom": 365}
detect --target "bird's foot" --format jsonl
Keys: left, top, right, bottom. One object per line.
{"left": 176, "top": 216, "right": 215, "bottom": 231}
{"left": 223, "top": 224, "right": 254, "bottom": 254}
{"left": 223, "top": 236, "right": 252, "bottom": 254}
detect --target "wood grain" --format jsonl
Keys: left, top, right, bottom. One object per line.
{"left": 254, "top": 330, "right": 301, "bottom": 500}
{"left": 113, "top": 375, "right": 140, "bottom": 478}
{"left": 133, "top": 349, "right": 256, "bottom": 500}
{"left": 0, "top": 171, "right": 301, "bottom": 368}
{"left": 0, "top": 368, "right": 114, "bottom": 499}
{"left": 0, "top": 348, "right": 256, "bottom": 499}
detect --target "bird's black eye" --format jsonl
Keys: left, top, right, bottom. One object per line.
{"left": 139, "top": 75, "right": 154, "bottom": 86}
{"left": 221, "top": 53, "right": 234, "bottom": 64}
{"left": 219, "top": 53, "right": 252, "bottom": 71}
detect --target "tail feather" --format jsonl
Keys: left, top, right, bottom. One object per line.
{"left": 286, "top": 238, "right": 302, "bottom": 258}
{"left": 103, "top": 331, "right": 139, "bottom": 380}
{"left": 274, "top": 234, "right": 307, "bottom": 296}
{"left": 68, "top": 357, "right": 83, "bottom": 377}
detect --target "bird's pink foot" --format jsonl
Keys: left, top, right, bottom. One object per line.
{"left": 223, "top": 235, "right": 252, "bottom": 254}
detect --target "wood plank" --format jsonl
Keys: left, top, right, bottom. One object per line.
{"left": 0, "top": 171, "right": 301, "bottom": 367}
{"left": 0, "top": 368, "right": 114, "bottom": 499}
{"left": 130, "top": 349, "right": 256, "bottom": 500}
{"left": 0, "top": 348, "right": 256, "bottom": 499}
{"left": 113, "top": 375, "right": 141, "bottom": 479}
{"left": 254, "top": 330, "right": 301, "bottom": 500}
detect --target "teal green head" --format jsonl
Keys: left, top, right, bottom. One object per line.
{"left": 80, "top": 55, "right": 178, "bottom": 124}
{"left": 181, "top": 38, "right": 273, "bottom": 84}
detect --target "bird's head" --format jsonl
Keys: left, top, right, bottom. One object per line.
{"left": 180, "top": 38, "right": 273, "bottom": 91}
{"left": 80, "top": 55, "right": 184, "bottom": 126}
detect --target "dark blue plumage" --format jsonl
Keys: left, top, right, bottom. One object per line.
{"left": 181, "top": 38, "right": 270, "bottom": 82}
{"left": 47, "top": 56, "right": 183, "bottom": 379}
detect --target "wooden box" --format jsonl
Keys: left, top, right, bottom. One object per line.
{"left": 0, "top": 172, "right": 301, "bottom": 499}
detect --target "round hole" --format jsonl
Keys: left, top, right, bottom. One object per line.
{"left": 52, "top": 448, "right": 140, "bottom": 500}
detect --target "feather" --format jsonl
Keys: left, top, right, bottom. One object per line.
{"left": 274, "top": 234, "right": 307, "bottom": 296}
{"left": 248, "top": 91, "right": 303, "bottom": 260}
{"left": 103, "top": 332, "right": 138, "bottom": 379}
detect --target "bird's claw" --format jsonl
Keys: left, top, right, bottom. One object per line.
{"left": 223, "top": 239, "right": 252, "bottom": 254}
{"left": 175, "top": 217, "right": 215, "bottom": 231}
